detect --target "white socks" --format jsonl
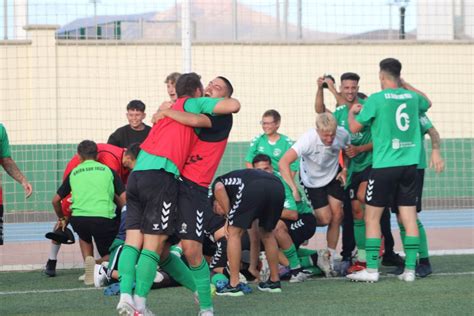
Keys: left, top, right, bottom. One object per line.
{"left": 49, "top": 243, "right": 61, "bottom": 260}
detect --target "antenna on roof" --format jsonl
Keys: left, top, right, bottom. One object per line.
{"left": 90, "top": 0, "right": 101, "bottom": 38}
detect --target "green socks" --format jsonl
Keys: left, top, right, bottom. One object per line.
{"left": 398, "top": 223, "right": 406, "bottom": 243}
{"left": 417, "top": 219, "right": 429, "bottom": 259}
{"left": 297, "top": 248, "right": 316, "bottom": 257}
{"left": 190, "top": 258, "right": 213, "bottom": 310}
{"left": 354, "top": 219, "right": 366, "bottom": 262}
{"left": 366, "top": 238, "right": 381, "bottom": 271}
{"left": 399, "top": 220, "right": 428, "bottom": 261}
{"left": 282, "top": 244, "right": 301, "bottom": 270}
{"left": 135, "top": 249, "right": 160, "bottom": 297}
{"left": 404, "top": 236, "right": 420, "bottom": 271}
{"left": 118, "top": 244, "right": 140, "bottom": 295}
{"left": 160, "top": 253, "right": 196, "bottom": 292}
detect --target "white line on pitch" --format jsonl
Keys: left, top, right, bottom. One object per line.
{"left": 1, "top": 272, "right": 473, "bottom": 295}
{"left": 308, "top": 271, "right": 474, "bottom": 282}
{"left": 0, "top": 287, "right": 99, "bottom": 295}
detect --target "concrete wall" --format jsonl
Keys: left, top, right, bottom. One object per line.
{"left": 1, "top": 25, "right": 473, "bottom": 144}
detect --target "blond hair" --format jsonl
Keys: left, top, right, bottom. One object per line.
{"left": 316, "top": 112, "right": 337, "bottom": 133}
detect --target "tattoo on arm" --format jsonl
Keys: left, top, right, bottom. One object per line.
{"left": 427, "top": 127, "right": 441, "bottom": 150}
{"left": 1, "top": 158, "right": 27, "bottom": 184}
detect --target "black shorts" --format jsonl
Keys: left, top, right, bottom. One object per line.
{"left": 208, "top": 237, "right": 228, "bottom": 270}
{"left": 125, "top": 170, "right": 179, "bottom": 235}
{"left": 176, "top": 177, "right": 214, "bottom": 243}
{"left": 283, "top": 213, "right": 317, "bottom": 248}
{"left": 391, "top": 169, "right": 425, "bottom": 214}
{"left": 228, "top": 178, "right": 284, "bottom": 232}
{"left": 205, "top": 213, "right": 226, "bottom": 238}
{"left": 348, "top": 166, "right": 372, "bottom": 200}
{"left": 366, "top": 165, "right": 418, "bottom": 207}
{"left": 303, "top": 175, "right": 345, "bottom": 210}
{"left": 70, "top": 216, "right": 118, "bottom": 257}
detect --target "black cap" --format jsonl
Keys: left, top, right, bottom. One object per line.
{"left": 45, "top": 227, "right": 75, "bottom": 244}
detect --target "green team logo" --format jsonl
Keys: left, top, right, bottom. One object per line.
{"left": 350, "top": 131, "right": 363, "bottom": 141}
{"left": 273, "top": 148, "right": 282, "bottom": 157}
{"left": 392, "top": 138, "right": 401, "bottom": 149}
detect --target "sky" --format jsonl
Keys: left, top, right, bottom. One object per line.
{"left": 1, "top": 0, "right": 417, "bottom": 39}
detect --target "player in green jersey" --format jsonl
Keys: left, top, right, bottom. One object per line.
{"left": 316, "top": 72, "right": 374, "bottom": 273}
{"left": 391, "top": 113, "right": 444, "bottom": 278}
{"left": 52, "top": 140, "right": 126, "bottom": 284}
{"left": 0, "top": 123, "right": 33, "bottom": 245}
{"left": 347, "top": 58, "right": 431, "bottom": 283}
{"left": 244, "top": 109, "right": 299, "bottom": 280}
{"left": 245, "top": 109, "right": 298, "bottom": 174}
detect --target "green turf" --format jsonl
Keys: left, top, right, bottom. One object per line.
{"left": 1, "top": 255, "right": 473, "bottom": 315}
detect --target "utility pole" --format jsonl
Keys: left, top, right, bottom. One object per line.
{"left": 4, "top": 0, "right": 8, "bottom": 40}
{"left": 297, "top": 0, "right": 302, "bottom": 39}
{"left": 283, "top": 0, "right": 288, "bottom": 40}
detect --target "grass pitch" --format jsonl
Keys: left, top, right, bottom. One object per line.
{"left": 1, "top": 255, "right": 473, "bottom": 315}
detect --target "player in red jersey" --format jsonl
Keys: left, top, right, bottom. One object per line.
{"left": 44, "top": 143, "right": 140, "bottom": 278}
{"left": 116, "top": 73, "right": 240, "bottom": 316}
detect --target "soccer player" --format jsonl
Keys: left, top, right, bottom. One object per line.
{"left": 279, "top": 112, "right": 350, "bottom": 275}
{"left": 316, "top": 72, "right": 372, "bottom": 274}
{"left": 252, "top": 154, "right": 331, "bottom": 280}
{"left": 51, "top": 140, "right": 126, "bottom": 284}
{"left": 347, "top": 58, "right": 431, "bottom": 282}
{"left": 44, "top": 143, "right": 140, "bottom": 278}
{"left": 154, "top": 76, "right": 235, "bottom": 315}
{"left": 0, "top": 123, "right": 33, "bottom": 245}
{"left": 316, "top": 73, "right": 402, "bottom": 274}
{"left": 116, "top": 73, "right": 240, "bottom": 316}
{"left": 244, "top": 109, "right": 298, "bottom": 279}
{"left": 244, "top": 109, "right": 297, "bottom": 173}
{"left": 391, "top": 104, "right": 444, "bottom": 278}
{"left": 165, "top": 72, "right": 181, "bottom": 102}
{"left": 211, "top": 168, "right": 285, "bottom": 295}
{"left": 155, "top": 72, "right": 182, "bottom": 113}
{"left": 107, "top": 100, "right": 151, "bottom": 148}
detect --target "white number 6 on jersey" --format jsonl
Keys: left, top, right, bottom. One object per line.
{"left": 396, "top": 103, "right": 410, "bottom": 131}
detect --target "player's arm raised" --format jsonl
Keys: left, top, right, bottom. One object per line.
{"left": 400, "top": 78, "right": 432, "bottom": 108}
{"left": 326, "top": 78, "right": 346, "bottom": 107}
{"left": 348, "top": 103, "right": 364, "bottom": 133}
{"left": 315, "top": 76, "right": 329, "bottom": 113}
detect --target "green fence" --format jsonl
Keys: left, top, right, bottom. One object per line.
{"left": 2, "top": 139, "right": 472, "bottom": 212}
